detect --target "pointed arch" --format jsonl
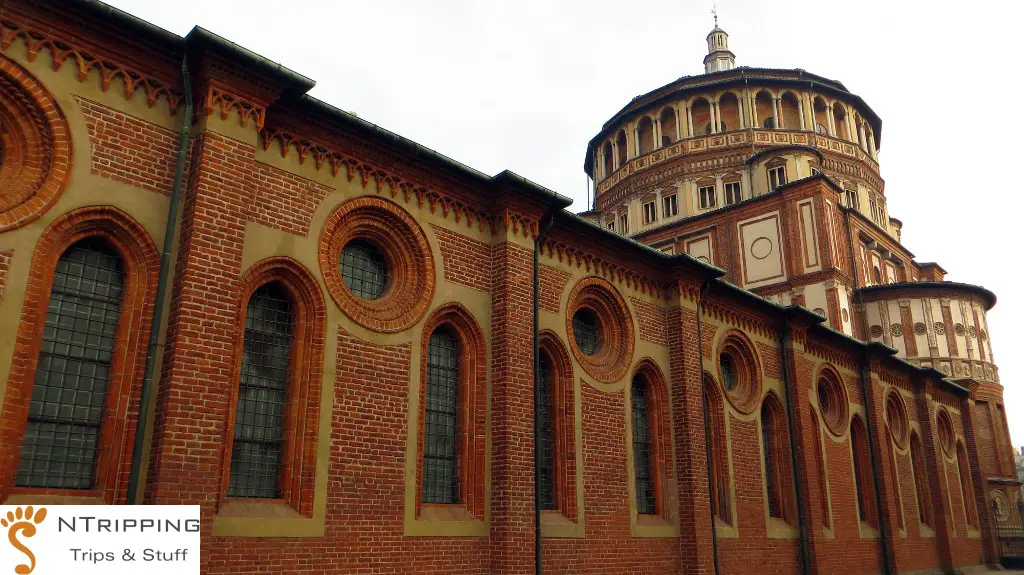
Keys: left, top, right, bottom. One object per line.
{"left": 850, "top": 414, "right": 878, "bottom": 526}
{"left": 760, "top": 391, "right": 794, "bottom": 522}
{"left": 909, "top": 431, "right": 933, "bottom": 528}
{"left": 704, "top": 372, "right": 731, "bottom": 524}
{"left": 538, "top": 330, "right": 578, "bottom": 519}
{"left": 630, "top": 359, "right": 672, "bottom": 518}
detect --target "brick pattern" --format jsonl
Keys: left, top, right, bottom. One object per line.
{"left": 630, "top": 296, "right": 667, "bottom": 346}
{"left": 0, "top": 249, "right": 10, "bottom": 305}
{"left": 77, "top": 97, "right": 179, "bottom": 196}
{"left": 432, "top": 224, "right": 490, "bottom": 292}
{"left": 539, "top": 264, "right": 570, "bottom": 313}
{"left": 250, "top": 162, "right": 333, "bottom": 236}
{"left": 757, "top": 340, "right": 782, "bottom": 379}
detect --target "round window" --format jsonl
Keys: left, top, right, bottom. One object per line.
{"left": 816, "top": 367, "right": 849, "bottom": 436}
{"left": 720, "top": 353, "right": 736, "bottom": 391}
{"left": 572, "top": 308, "right": 601, "bottom": 356}
{"left": 340, "top": 239, "right": 389, "bottom": 300}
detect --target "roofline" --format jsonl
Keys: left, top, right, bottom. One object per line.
{"left": 856, "top": 281, "right": 997, "bottom": 311}
{"left": 584, "top": 67, "right": 883, "bottom": 173}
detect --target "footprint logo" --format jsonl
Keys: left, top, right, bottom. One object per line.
{"left": 1, "top": 506, "right": 46, "bottom": 575}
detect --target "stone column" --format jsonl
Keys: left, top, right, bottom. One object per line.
{"left": 686, "top": 105, "right": 694, "bottom": 138}
{"left": 674, "top": 107, "right": 682, "bottom": 140}
{"left": 826, "top": 104, "right": 836, "bottom": 136}
{"left": 773, "top": 96, "right": 781, "bottom": 129}
{"left": 654, "top": 118, "right": 661, "bottom": 148}
{"left": 611, "top": 140, "right": 620, "bottom": 170}
{"left": 738, "top": 97, "right": 746, "bottom": 129}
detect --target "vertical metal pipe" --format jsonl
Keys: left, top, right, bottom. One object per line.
{"left": 126, "top": 54, "right": 192, "bottom": 505}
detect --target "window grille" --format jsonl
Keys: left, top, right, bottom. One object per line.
{"left": 423, "top": 327, "right": 460, "bottom": 504}
{"left": 340, "top": 239, "right": 389, "bottom": 300}
{"left": 229, "top": 283, "right": 293, "bottom": 499}
{"left": 572, "top": 309, "right": 599, "bottom": 356}
{"left": 720, "top": 354, "right": 736, "bottom": 391}
{"left": 538, "top": 355, "right": 556, "bottom": 510}
{"left": 762, "top": 402, "right": 782, "bottom": 518}
{"left": 632, "top": 376, "right": 656, "bottom": 515}
{"left": 17, "top": 239, "right": 124, "bottom": 489}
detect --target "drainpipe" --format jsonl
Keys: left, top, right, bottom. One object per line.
{"left": 533, "top": 207, "right": 558, "bottom": 575}
{"left": 126, "top": 54, "right": 192, "bottom": 505}
{"left": 779, "top": 313, "right": 811, "bottom": 575}
{"left": 846, "top": 207, "right": 894, "bottom": 575}
{"left": 695, "top": 279, "right": 721, "bottom": 575}
{"left": 856, "top": 344, "right": 895, "bottom": 575}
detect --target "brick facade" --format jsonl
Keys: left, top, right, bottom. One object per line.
{"left": 0, "top": 3, "right": 1017, "bottom": 574}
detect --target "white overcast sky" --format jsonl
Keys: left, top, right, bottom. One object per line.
{"left": 104, "top": 0, "right": 1024, "bottom": 446}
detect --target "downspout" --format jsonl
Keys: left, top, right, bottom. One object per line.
{"left": 126, "top": 54, "right": 192, "bottom": 504}
{"left": 845, "top": 207, "right": 894, "bottom": 575}
{"left": 533, "top": 207, "right": 558, "bottom": 575}
{"left": 696, "top": 279, "right": 721, "bottom": 575}
{"left": 779, "top": 313, "right": 811, "bottom": 575}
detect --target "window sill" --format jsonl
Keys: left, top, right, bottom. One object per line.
{"left": 858, "top": 521, "right": 880, "bottom": 539}
{"left": 540, "top": 509, "right": 583, "bottom": 538}
{"left": 212, "top": 500, "right": 323, "bottom": 538}
{"left": 406, "top": 504, "right": 487, "bottom": 537}
{"left": 918, "top": 523, "right": 936, "bottom": 539}
{"left": 631, "top": 513, "right": 678, "bottom": 538}
{"left": 766, "top": 516, "right": 799, "bottom": 539}
{"left": 714, "top": 516, "right": 739, "bottom": 539}
{"left": 967, "top": 527, "right": 981, "bottom": 539}
{"left": 3, "top": 490, "right": 106, "bottom": 506}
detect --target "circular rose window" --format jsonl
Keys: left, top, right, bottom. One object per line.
{"left": 816, "top": 367, "right": 849, "bottom": 436}
{"left": 885, "top": 390, "right": 909, "bottom": 449}
{"left": 0, "top": 58, "right": 71, "bottom": 232}
{"left": 565, "top": 277, "right": 633, "bottom": 383}
{"left": 319, "top": 196, "right": 434, "bottom": 332}
{"left": 716, "top": 331, "right": 762, "bottom": 415}
{"left": 936, "top": 408, "right": 955, "bottom": 458}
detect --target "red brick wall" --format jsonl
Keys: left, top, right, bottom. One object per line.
{"left": 77, "top": 96, "right": 179, "bottom": 195}
{"left": 250, "top": 162, "right": 333, "bottom": 236}
{"left": 433, "top": 225, "right": 490, "bottom": 292}
{"left": 539, "top": 264, "right": 570, "bottom": 313}
{"left": 630, "top": 296, "right": 666, "bottom": 346}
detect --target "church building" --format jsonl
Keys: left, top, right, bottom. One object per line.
{"left": 0, "top": 1, "right": 1018, "bottom": 572}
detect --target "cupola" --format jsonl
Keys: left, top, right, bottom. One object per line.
{"left": 703, "top": 14, "right": 736, "bottom": 73}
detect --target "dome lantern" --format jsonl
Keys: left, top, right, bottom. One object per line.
{"left": 704, "top": 11, "right": 736, "bottom": 73}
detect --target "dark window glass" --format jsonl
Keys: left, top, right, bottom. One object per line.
{"left": 720, "top": 354, "right": 736, "bottom": 391}
{"left": 572, "top": 309, "right": 600, "bottom": 356}
{"left": 632, "top": 376, "right": 656, "bottom": 515}
{"left": 818, "top": 381, "right": 831, "bottom": 417}
{"left": 538, "top": 354, "right": 556, "bottom": 510}
{"left": 17, "top": 239, "right": 124, "bottom": 489}
{"left": 763, "top": 117, "right": 776, "bottom": 129}
{"left": 851, "top": 422, "right": 869, "bottom": 522}
{"left": 229, "top": 283, "right": 293, "bottom": 498}
{"left": 762, "top": 402, "right": 782, "bottom": 518}
{"left": 340, "top": 239, "right": 389, "bottom": 300}
{"left": 423, "top": 327, "right": 460, "bottom": 504}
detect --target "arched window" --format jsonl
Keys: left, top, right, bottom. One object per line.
{"left": 224, "top": 257, "right": 325, "bottom": 513}
{"left": 423, "top": 325, "right": 460, "bottom": 504}
{"left": 637, "top": 117, "right": 654, "bottom": 155}
{"left": 602, "top": 142, "right": 613, "bottom": 177}
{"left": 851, "top": 416, "right": 878, "bottom": 526}
{"left": 955, "top": 441, "right": 979, "bottom": 529}
{"left": 660, "top": 107, "right": 677, "bottom": 146}
{"left": 761, "top": 394, "right": 794, "bottom": 521}
{"left": 718, "top": 93, "right": 740, "bottom": 131}
{"left": 810, "top": 407, "right": 830, "bottom": 528}
{"left": 692, "top": 98, "right": 713, "bottom": 136}
{"left": 16, "top": 239, "right": 124, "bottom": 489}
{"left": 632, "top": 374, "right": 657, "bottom": 515}
{"left": 228, "top": 283, "right": 294, "bottom": 498}
{"left": 416, "top": 304, "right": 487, "bottom": 518}
{"left": 705, "top": 374, "right": 731, "bottom": 524}
{"left": 909, "top": 432, "right": 933, "bottom": 528}
{"left": 538, "top": 352, "right": 556, "bottom": 510}
{"left": 616, "top": 130, "right": 628, "bottom": 165}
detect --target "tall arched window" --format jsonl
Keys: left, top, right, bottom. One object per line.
{"left": 810, "top": 407, "right": 831, "bottom": 528}
{"left": 632, "top": 374, "right": 657, "bottom": 515}
{"left": 761, "top": 394, "right": 793, "bottom": 521}
{"left": 16, "top": 239, "right": 124, "bottom": 489}
{"left": 423, "top": 325, "right": 460, "bottom": 504}
{"left": 909, "top": 432, "right": 932, "bottom": 528}
{"left": 955, "top": 441, "right": 979, "bottom": 529}
{"left": 705, "top": 375, "right": 731, "bottom": 524}
{"left": 851, "top": 416, "right": 878, "bottom": 526}
{"left": 538, "top": 352, "right": 556, "bottom": 510}
{"left": 228, "top": 283, "right": 294, "bottom": 498}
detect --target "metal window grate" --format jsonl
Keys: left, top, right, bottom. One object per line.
{"left": 631, "top": 376, "right": 656, "bottom": 515}
{"left": 422, "top": 328, "right": 460, "bottom": 504}
{"left": 720, "top": 354, "right": 736, "bottom": 391}
{"left": 763, "top": 404, "right": 782, "bottom": 518}
{"left": 17, "top": 239, "right": 124, "bottom": 489}
{"left": 340, "top": 239, "right": 389, "bottom": 300}
{"left": 228, "top": 283, "right": 293, "bottom": 499}
{"left": 538, "top": 355, "right": 556, "bottom": 510}
{"left": 572, "top": 309, "right": 599, "bottom": 356}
